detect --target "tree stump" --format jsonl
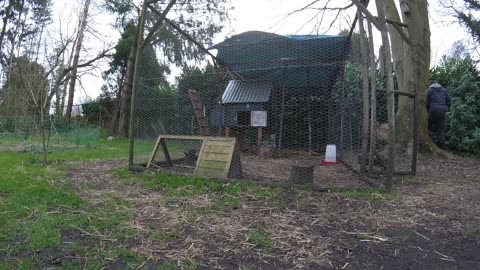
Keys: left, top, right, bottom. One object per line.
{"left": 288, "top": 163, "right": 314, "bottom": 185}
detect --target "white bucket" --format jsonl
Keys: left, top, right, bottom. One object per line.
{"left": 325, "top": 144, "right": 337, "bottom": 163}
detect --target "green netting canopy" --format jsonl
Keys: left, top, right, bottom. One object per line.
{"left": 210, "top": 31, "right": 350, "bottom": 92}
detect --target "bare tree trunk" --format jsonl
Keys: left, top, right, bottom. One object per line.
{"left": 6, "top": 0, "right": 26, "bottom": 80}
{"left": 117, "top": 40, "right": 137, "bottom": 137}
{"left": 65, "top": 0, "right": 91, "bottom": 121}
{"left": 385, "top": 0, "right": 414, "bottom": 151}
{"left": 110, "top": 66, "right": 126, "bottom": 134}
{"left": 58, "top": 35, "right": 78, "bottom": 116}
{"left": 400, "top": 0, "right": 436, "bottom": 153}
{"left": 0, "top": 2, "right": 14, "bottom": 64}
{"left": 376, "top": 0, "right": 396, "bottom": 192}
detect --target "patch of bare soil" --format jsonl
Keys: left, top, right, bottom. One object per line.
{"left": 242, "top": 154, "right": 367, "bottom": 188}
{"left": 58, "top": 154, "right": 480, "bottom": 269}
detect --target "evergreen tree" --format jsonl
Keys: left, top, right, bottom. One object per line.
{"left": 104, "top": 0, "right": 231, "bottom": 136}
{"left": 456, "top": 0, "right": 480, "bottom": 43}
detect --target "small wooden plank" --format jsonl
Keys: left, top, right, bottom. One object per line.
{"left": 198, "top": 160, "right": 228, "bottom": 170}
{"left": 208, "top": 137, "right": 235, "bottom": 141}
{"left": 205, "top": 140, "right": 235, "bottom": 147}
{"left": 193, "top": 138, "right": 207, "bottom": 175}
{"left": 196, "top": 167, "right": 226, "bottom": 178}
{"left": 203, "top": 145, "right": 232, "bottom": 154}
{"left": 154, "top": 135, "right": 234, "bottom": 141}
{"left": 156, "top": 135, "right": 207, "bottom": 141}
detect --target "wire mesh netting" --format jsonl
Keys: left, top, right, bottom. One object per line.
{"left": 0, "top": 114, "right": 101, "bottom": 152}
{"left": 130, "top": 4, "right": 418, "bottom": 189}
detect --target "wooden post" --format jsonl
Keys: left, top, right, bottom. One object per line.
{"left": 358, "top": 10, "right": 370, "bottom": 174}
{"left": 308, "top": 117, "right": 312, "bottom": 156}
{"left": 225, "top": 127, "right": 230, "bottom": 137}
{"left": 375, "top": 0, "right": 396, "bottom": 192}
{"left": 128, "top": 2, "right": 147, "bottom": 169}
{"left": 367, "top": 20, "right": 377, "bottom": 173}
{"left": 147, "top": 135, "right": 162, "bottom": 168}
{"left": 278, "top": 88, "right": 286, "bottom": 150}
{"left": 412, "top": 83, "right": 419, "bottom": 174}
{"left": 257, "top": 127, "right": 263, "bottom": 155}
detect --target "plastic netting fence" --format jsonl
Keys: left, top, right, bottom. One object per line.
{"left": 0, "top": 115, "right": 101, "bottom": 152}
{"left": 129, "top": 3, "right": 418, "bottom": 189}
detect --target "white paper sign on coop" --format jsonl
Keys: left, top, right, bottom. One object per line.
{"left": 251, "top": 111, "right": 267, "bottom": 127}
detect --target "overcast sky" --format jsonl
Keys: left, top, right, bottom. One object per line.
{"left": 51, "top": 0, "right": 472, "bottom": 103}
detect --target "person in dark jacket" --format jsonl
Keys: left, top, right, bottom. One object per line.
{"left": 426, "top": 81, "right": 451, "bottom": 149}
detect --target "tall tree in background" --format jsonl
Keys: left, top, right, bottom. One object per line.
{"left": 352, "top": 0, "right": 433, "bottom": 152}
{"left": 0, "top": 0, "right": 53, "bottom": 110}
{"left": 0, "top": 56, "right": 47, "bottom": 116}
{"left": 0, "top": 0, "right": 53, "bottom": 71}
{"left": 65, "top": 0, "right": 91, "bottom": 121}
{"left": 454, "top": 0, "right": 480, "bottom": 43}
{"left": 104, "top": 0, "right": 231, "bottom": 137}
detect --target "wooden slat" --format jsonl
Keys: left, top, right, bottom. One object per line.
{"left": 196, "top": 167, "right": 226, "bottom": 178}
{"left": 201, "top": 152, "right": 230, "bottom": 161}
{"left": 194, "top": 138, "right": 207, "bottom": 175}
{"left": 156, "top": 135, "right": 207, "bottom": 141}
{"left": 198, "top": 160, "right": 228, "bottom": 170}
{"left": 203, "top": 145, "right": 232, "bottom": 154}
{"left": 147, "top": 135, "right": 163, "bottom": 168}
{"left": 205, "top": 140, "right": 234, "bottom": 147}
{"left": 155, "top": 135, "right": 235, "bottom": 141}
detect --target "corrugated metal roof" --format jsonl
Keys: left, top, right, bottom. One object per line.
{"left": 222, "top": 80, "right": 272, "bottom": 104}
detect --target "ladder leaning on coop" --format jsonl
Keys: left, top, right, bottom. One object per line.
{"left": 188, "top": 89, "right": 210, "bottom": 135}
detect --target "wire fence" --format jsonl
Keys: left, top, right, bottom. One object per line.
{"left": 0, "top": 3, "right": 419, "bottom": 190}
{"left": 0, "top": 112, "right": 101, "bottom": 153}
{"left": 127, "top": 4, "right": 418, "bottom": 190}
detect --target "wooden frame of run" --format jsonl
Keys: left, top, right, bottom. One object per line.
{"left": 147, "top": 135, "right": 242, "bottom": 179}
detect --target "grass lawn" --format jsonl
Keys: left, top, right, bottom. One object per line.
{"left": 0, "top": 139, "right": 287, "bottom": 269}
{"left": 0, "top": 138, "right": 195, "bottom": 269}
{"left": 0, "top": 138, "right": 479, "bottom": 269}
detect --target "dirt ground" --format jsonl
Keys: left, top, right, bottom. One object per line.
{"left": 155, "top": 151, "right": 368, "bottom": 189}
{"left": 242, "top": 154, "right": 367, "bottom": 188}
{"left": 62, "top": 153, "right": 480, "bottom": 269}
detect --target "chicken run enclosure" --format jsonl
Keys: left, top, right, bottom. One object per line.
{"left": 128, "top": 2, "right": 419, "bottom": 190}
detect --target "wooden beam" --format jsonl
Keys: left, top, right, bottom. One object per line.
{"left": 257, "top": 127, "right": 263, "bottom": 155}
{"left": 160, "top": 138, "right": 172, "bottom": 167}
{"left": 147, "top": 135, "right": 163, "bottom": 168}
{"left": 377, "top": 88, "right": 416, "bottom": 98}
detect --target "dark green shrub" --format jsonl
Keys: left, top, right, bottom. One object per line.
{"left": 447, "top": 74, "right": 480, "bottom": 154}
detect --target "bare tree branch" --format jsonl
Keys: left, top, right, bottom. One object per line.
{"left": 351, "top": 0, "right": 380, "bottom": 29}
